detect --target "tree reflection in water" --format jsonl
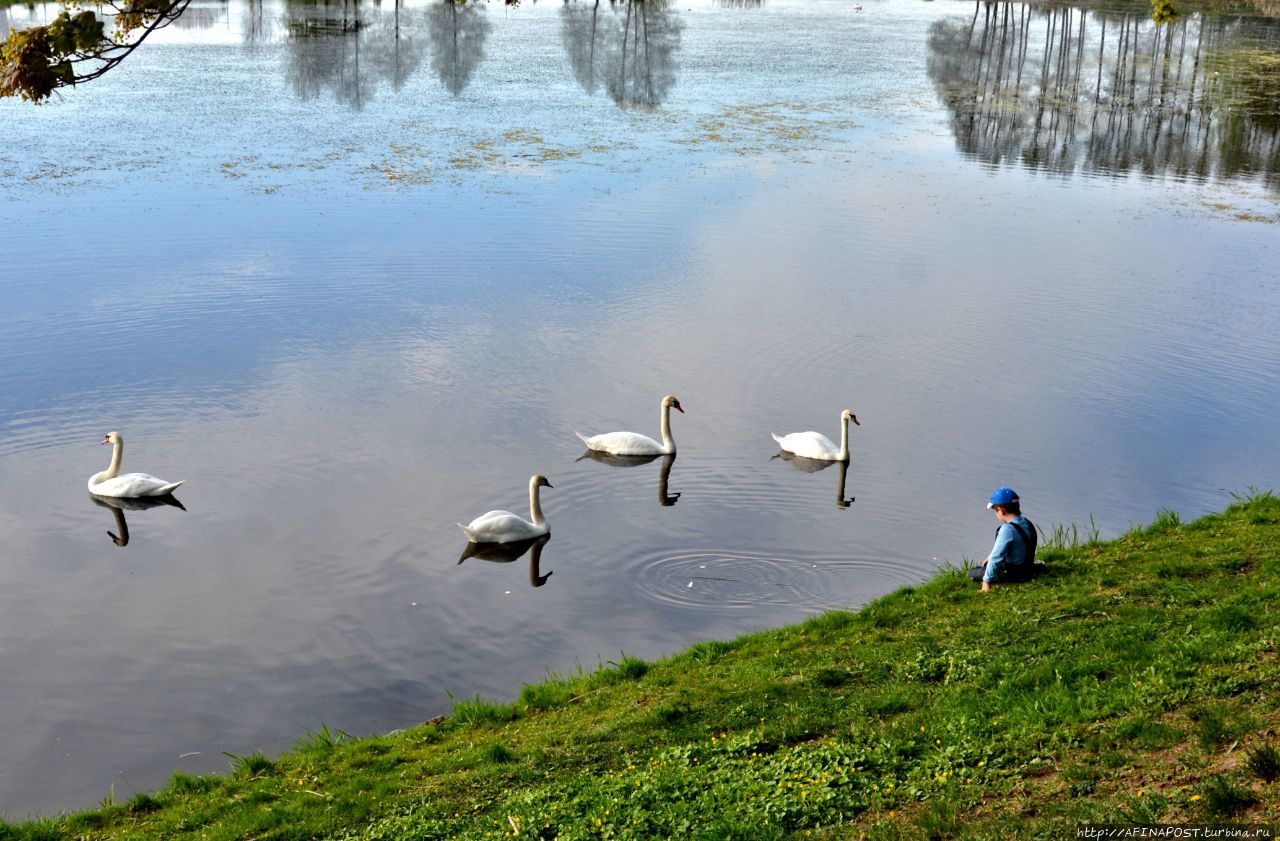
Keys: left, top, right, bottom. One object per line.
{"left": 372, "top": 0, "right": 432, "bottom": 92}
{"left": 172, "top": 0, "right": 229, "bottom": 30}
{"left": 427, "top": 0, "right": 492, "bottom": 96}
{"left": 284, "top": 0, "right": 429, "bottom": 107}
{"left": 561, "top": 0, "right": 683, "bottom": 106}
{"left": 242, "top": 0, "right": 278, "bottom": 44}
{"left": 928, "top": 1, "right": 1280, "bottom": 186}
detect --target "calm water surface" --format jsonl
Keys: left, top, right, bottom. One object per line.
{"left": 2, "top": 0, "right": 1279, "bottom": 817}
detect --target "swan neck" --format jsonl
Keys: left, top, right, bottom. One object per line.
{"left": 838, "top": 416, "right": 849, "bottom": 461}
{"left": 529, "top": 481, "right": 546, "bottom": 527}
{"left": 106, "top": 439, "right": 123, "bottom": 479}
{"left": 110, "top": 506, "right": 129, "bottom": 546}
{"left": 660, "top": 403, "right": 674, "bottom": 451}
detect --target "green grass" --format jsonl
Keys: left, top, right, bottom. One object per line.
{"left": 4, "top": 491, "right": 1279, "bottom": 839}
{"left": 1245, "top": 743, "right": 1280, "bottom": 783}
{"left": 1039, "top": 514, "right": 1101, "bottom": 551}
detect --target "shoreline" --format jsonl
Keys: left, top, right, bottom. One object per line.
{"left": 5, "top": 491, "right": 1278, "bottom": 838}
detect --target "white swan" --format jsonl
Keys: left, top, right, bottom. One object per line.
{"left": 575, "top": 394, "right": 684, "bottom": 456}
{"left": 87, "top": 432, "right": 185, "bottom": 498}
{"left": 771, "top": 409, "right": 859, "bottom": 462}
{"left": 458, "top": 474, "right": 553, "bottom": 544}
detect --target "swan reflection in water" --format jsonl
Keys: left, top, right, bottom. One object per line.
{"left": 576, "top": 451, "right": 681, "bottom": 507}
{"left": 771, "top": 452, "right": 854, "bottom": 509}
{"left": 457, "top": 533, "right": 553, "bottom": 587}
{"left": 89, "top": 493, "right": 186, "bottom": 547}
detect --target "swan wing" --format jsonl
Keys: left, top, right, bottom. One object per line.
{"left": 90, "top": 473, "right": 184, "bottom": 498}
{"left": 458, "top": 510, "right": 546, "bottom": 543}
{"left": 576, "top": 431, "right": 665, "bottom": 456}
{"left": 773, "top": 431, "right": 840, "bottom": 461}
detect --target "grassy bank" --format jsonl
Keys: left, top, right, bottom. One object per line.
{"left": 5, "top": 492, "right": 1279, "bottom": 840}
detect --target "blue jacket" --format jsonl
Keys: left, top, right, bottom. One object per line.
{"left": 984, "top": 517, "right": 1037, "bottom": 583}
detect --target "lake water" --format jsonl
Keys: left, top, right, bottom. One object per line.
{"left": 2, "top": 0, "right": 1278, "bottom": 818}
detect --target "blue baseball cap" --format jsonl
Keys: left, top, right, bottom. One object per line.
{"left": 986, "top": 487, "right": 1019, "bottom": 509}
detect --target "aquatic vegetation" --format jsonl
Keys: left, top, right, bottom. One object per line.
{"left": 676, "top": 101, "right": 859, "bottom": 155}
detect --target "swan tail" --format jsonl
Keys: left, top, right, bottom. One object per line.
{"left": 574, "top": 431, "right": 595, "bottom": 448}
{"left": 155, "top": 480, "right": 184, "bottom": 495}
{"left": 458, "top": 523, "right": 480, "bottom": 542}
{"left": 771, "top": 433, "right": 787, "bottom": 448}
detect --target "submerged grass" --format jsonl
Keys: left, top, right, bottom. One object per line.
{"left": 3, "top": 492, "right": 1278, "bottom": 839}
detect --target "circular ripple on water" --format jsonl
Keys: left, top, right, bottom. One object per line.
{"left": 629, "top": 549, "right": 852, "bottom": 613}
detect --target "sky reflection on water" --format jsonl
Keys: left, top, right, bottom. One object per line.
{"left": 1, "top": 0, "right": 1279, "bottom": 819}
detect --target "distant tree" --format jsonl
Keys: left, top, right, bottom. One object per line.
{"left": 1, "top": 0, "right": 192, "bottom": 102}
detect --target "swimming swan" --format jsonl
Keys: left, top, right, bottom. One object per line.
{"left": 458, "top": 474, "right": 553, "bottom": 544}
{"left": 87, "top": 432, "right": 185, "bottom": 498}
{"left": 771, "top": 409, "right": 859, "bottom": 462}
{"left": 575, "top": 394, "right": 684, "bottom": 456}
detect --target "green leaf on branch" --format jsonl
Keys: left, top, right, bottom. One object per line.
{"left": 1, "top": 0, "right": 186, "bottom": 102}
{"left": 0, "top": 11, "right": 104, "bottom": 101}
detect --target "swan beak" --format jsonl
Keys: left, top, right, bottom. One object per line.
{"left": 544, "top": 480, "right": 554, "bottom": 488}
{"left": 850, "top": 415, "right": 860, "bottom": 426}
{"left": 100, "top": 436, "right": 111, "bottom": 445}
{"left": 674, "top": 404, "right": 684, "bottom": 413}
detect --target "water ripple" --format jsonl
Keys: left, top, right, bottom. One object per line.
{"left": 625, "top": 547, "right": 919, "bottom": 614}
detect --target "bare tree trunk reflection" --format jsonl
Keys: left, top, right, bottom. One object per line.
{"left": 242, "top": 0, "right": 275, "bottom": 44}
{"left": 561, "top": 0, "right": 681, "bottom": 106}
{"left": 427, "top": 0, "right": 491, "bottom": 95}
{"left": 928, "top": 1, "right": 1280, "bottom": 188}
{"left": 282, "top": 0, "right": 428, "bottom": 106}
